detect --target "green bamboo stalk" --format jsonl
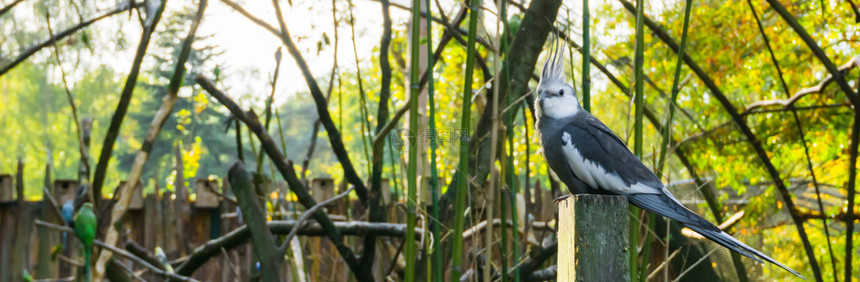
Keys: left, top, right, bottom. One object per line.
{"left": 503, "top": 5, "right": 520, "bottom": 279}
{"left": 236, "top": 119, "right": 244, "bottom": 162}
{"left": 424, "top": 0, "right": 442, "bottom": 280}
{"left": 630, "top": 0, "right": 645, "bottom": 280}
{"left": 450, "top": 0, "right": 480, "bottom": 279}
{"left": 499, "top": 185, "right": 510, "bottom": 280}
{"left": 486, "top": 2, "right": 505, "bottom": 281}
{"left": 274, "top": 108, "right": 288, "bottom": 159}
{"left": 641, "top": 2, "right": 693, "bottom": 281}
{"left": 582, "top": 0, "right": 591, "bottom": 112}
{"left": 405, "top": 0, "right": 422, "bottom": 279}
{"left": 656, "top": 0, "right": 692, "bottom": 176}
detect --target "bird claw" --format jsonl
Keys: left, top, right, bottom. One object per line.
{"left": 553, "top": 195, "right": 571, "bottom": 204}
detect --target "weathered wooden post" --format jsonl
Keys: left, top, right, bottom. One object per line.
{"left": 52, "top": 179, "right": 78, "bottom": 204}
{"left": 557, "top": 195, "right": 630, "bottom": 282}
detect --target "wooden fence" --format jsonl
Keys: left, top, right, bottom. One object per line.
{"left": 0, "top": 176, "right": 379, "bottom": 282}
{"left": 0, "top": 171, "right": 569, "bottom": 281}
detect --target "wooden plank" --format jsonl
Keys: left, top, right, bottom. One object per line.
{"left": 12, "top": 160, "right": 31, "bottom": 281}
{"left": 119, "top": 181, "right": 144, "bottom": 210}
{"left": 37, "top": 166, "right": 59, "bottom": 279}
{"left": 195, "top": 179, "right": 220, "bottom": 208}
{"left": 162, "top": 191, "right": 179, "bottom": 263}
{"left": 557, "top": 195, "right": 629, "bottom": 282}
{"left": 189, "top": 208, "right": 213, "bottom": 281}
{"left": 143, "top": 193, "right": 161, "bottom": 281}
{"left": 0, "top": 174, "right": 12, "bottom": 202}
{"left": 0, "top": 203, "right": 14, "bottom": 280}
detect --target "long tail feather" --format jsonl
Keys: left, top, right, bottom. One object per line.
{"left": 84, "top": 248, "right": 91, "bottom": 282}
{"left": 627, "top": 192, "right": 805, "bottom": 279}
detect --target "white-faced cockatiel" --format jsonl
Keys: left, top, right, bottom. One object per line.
{"left": 534, "top": 36, "right": 803, "bottom": 279}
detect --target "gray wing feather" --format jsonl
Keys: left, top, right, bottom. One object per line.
{"left": 566, "top": 114, "right": 663, "bottom": 190}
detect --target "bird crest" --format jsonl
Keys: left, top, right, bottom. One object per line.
{"left": 540, "top": 32, "right": 566, "bottom": 86}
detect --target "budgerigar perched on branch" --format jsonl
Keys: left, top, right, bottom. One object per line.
{"left": 74, "top": 202, "right": 96, "bottom": 281}
{"left": 61, "top": 199, "right": 75, "bottom": 247}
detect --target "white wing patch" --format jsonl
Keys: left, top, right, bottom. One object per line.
{"left": 561, "top": 132, "right": 658, "bottom": 195}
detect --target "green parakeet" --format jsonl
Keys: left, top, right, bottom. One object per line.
{"left": 74, "top": 202, "right": 96, "bottom": 282}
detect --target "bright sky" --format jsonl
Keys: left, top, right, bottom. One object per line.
{"left": 199, "top": 0, "right": 414, "bottom": 104}
{"left": 13, "top": 0, "right": 652, "bottom": 105}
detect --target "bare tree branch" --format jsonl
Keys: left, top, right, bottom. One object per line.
{"left": 174, "top": 220, "right": 417, "bottom": 276}
{"left": 282, "top": 187, "right": 354, "bottom": 250}
{"left": 195, "top": 76, "right": 367, "bottom": 279}
{"left": 847, "top": 0, "right": 860, "bottom": 23}
{"left": 0, "top": 2, "right": 139, "bottom": 77}
{"left": 744, "top": 56, "right": 859, "bottom": 112}
{"left": 0, "top": 0, "right": 25, "bottom": 18}
{"left": 93, "top": 0, "right": 206, "bottom": 279}
{"left": 362, "top": 0, "right": 396, "bottom": 271}
{"left": 616, "top": 1, "right": 822, "bottom": 279}
{"left": 746, "top": 0, "right": 839, "bottom": 279}
{"left": 228, "top": 162, "right": 284, "bottom": 281}
{"left": 45, "top": 9, "right": 91, "bottom": 202}
{"left": 90, "top": 1, "right": 162, "bottom": 200}
{"left": 764, "top": 2, "right": 860, "bottom": 280}
{"left": 35, "top": 220, "right": 197, "bottom": 282}
{"left": 299, "top": 0, "right": 340, "bottom": 182}
{"left": 510, "top": 240, "right": 557, "bottom": 280}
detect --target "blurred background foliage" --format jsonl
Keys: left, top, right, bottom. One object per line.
{"left": 1, "top": 0, "right": 858, "bottom": 280}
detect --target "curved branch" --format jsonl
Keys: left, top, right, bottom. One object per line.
{"left": 174, "top": 220, "right": 416, "bottom": 276}
{"left": 363, "top": 0, "right": 395, "bottom": 270}
{"left": 90, "top": 1, "right": 160, "bottom": 199}
{"left": 746, "top": 0, "right": 838, "bottom": 279}
{"left": 617, "top": 1, "right": 822, "bottom": 280}
{"left": 744, "top": 56, "right": 859, "bottom": 112}
{"left": 195, "top": 76, "right": 364, "bottom": 278}
{"left": 228, "top": 162, "right": 284, "bottom": 281}
{"left": 35, "top": 220, "right": 197, "bottom": 282}
{"left": 0, "top": 0, "right": 25, "bottom": 18}
{"left": 372, "top": 6, "right": 470, "bottom": 148}
{"left": 511, "top": 241, "right": 557, "bottom": 280}
{"left": 271, "top": 0, "right": 368, "bottom": 203}
{"left": 0, "top": 2, "right": 140, "bottom": 77}
{"left": 93, "top": 0, "right": 204, "bottom": 279}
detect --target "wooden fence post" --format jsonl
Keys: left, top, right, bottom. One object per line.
{"left": 557, "top": 195, "right": 629, "bottom": 282}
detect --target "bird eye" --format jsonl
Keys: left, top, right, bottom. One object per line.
{"left": 559, "top": 89, "right": 564, "bottom": 96}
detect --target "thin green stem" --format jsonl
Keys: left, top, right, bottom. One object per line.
{"left": 503, "top": 6, "right": 520, "bottom": 280}
{"left": 748, "top": 0, "right": 835, "bottom": 280}
{"left": 274, "top": 108, "right": 288, "bottom": 159}
{"left": 630, "top": 0, "right": 645, "bottom": 280}
{"left": 656, "top": 0, "right": 692, "bottom": 176}
{"left": 405, "top": 0, "right": 422, "bottom": 279}
{"left": 641, "top": 1, "right": 693, "bottom": 281}
{"left": 424, "top": 0, "right": 442, "bottom": 280}
{"left": 582, "top": 0, "right": 590, "bottom": 112}
{"left": 451, "top": 0, "right": 479, "bottom": 279}
{"left": 499, "top": 187, "right": 510, "bottom": 280}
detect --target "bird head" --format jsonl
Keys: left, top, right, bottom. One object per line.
{"left": 535, "top": 34, "right": 579, "bottom": 119}
{"left": 81, "top": 202, "right": 93, "bottom": 211}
